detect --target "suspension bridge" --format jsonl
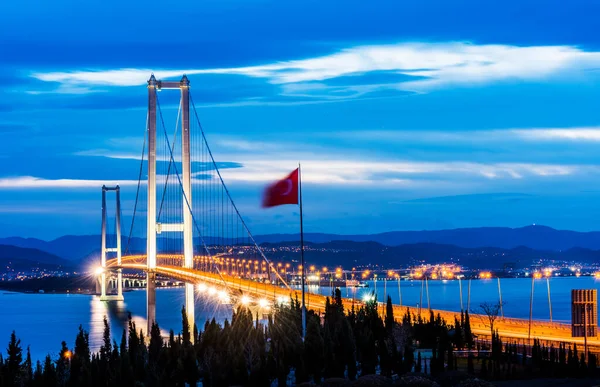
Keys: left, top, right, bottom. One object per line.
{"left": 97, "top": 75, "right": 599, "bottom": 348}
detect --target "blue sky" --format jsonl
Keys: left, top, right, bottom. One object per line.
{"left": 1, "top": 0, "right": 600, "bottom": 239}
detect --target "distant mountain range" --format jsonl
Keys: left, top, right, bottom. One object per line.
{"left": 262, "top": 240, "right": 600, "bottom": 269}
{"left": 2, "top": 225, "right": 600, "bottom": 267}
{"left": 254, "top": 225, "right": 600, "bottom": 251}
{"left": 0, "top": 244, "right": 74, "bottom": 272}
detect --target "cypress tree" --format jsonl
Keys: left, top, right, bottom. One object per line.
{"left": 6, "top": 331, "right": 22, "bottom": 386}
{"left": 42, "top": 354, "right": 57, "bottom": 387}
{"left": 464, "top": 311, "right": 473, "bottom": 348}
{"left": 304, "top": 316, "right": 324, "bottom": 383}
{"left": 181, "top": 305, "right": 191, "bottom": 345}
{"left": 56, "top": 341, "right": 70, "bottom": 387}
{"left": 70, "top": 325, "right": 91, "bottom": 387}
{"left": 33, "top": 360, "right": 43, "bottom": 387}
{"left": 23, "top": 346, "right": 32, "bottom": 385}
{"left": 385, "top": 295, "right": 395, "bottom": 332}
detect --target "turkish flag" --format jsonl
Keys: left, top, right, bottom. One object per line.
{"left": 262, "top": 168, "right": 299, "bottom": 208}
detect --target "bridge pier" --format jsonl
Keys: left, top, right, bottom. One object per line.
{"left": 185, "top": 283, "right": 195, "bottom": 337}
{"left": 147, "top": 271, "right": 156, "bottom": 335}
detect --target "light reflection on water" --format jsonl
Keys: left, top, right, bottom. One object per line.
{"left": 1, "top": 287, "right": 231, "bottom": 361}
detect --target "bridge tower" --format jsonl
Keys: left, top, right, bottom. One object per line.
{"left": 147, "top": 75, "right": 195, "bottom": 336}
{"left": 100, "top": 185, "right": 124, "bottom": 301}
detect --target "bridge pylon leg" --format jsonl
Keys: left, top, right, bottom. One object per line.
{"left": 100, "top": 273, "right": 107, "bottom": 300}
{"left": 117, "top": 269, "right": 123, "bottom": 299}
{"left": 147, "top": 271, "right": 156, "bottom": 336}
{"left": 181, "top": 76, "right": 195, "bottom": 343}
{"left": 185, "top": 283, "right": 195, "bottom": 341}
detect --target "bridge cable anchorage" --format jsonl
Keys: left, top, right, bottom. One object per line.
{"left": 123, "top": 112, "right": 148, "bottom": 256}
{"left": 155, "top": 93, "right": 232, "bottom": 292}
{"left": 189, "top": 93, "right": 291, "bottom": 291}
{"left": 157, "top": 98, "right": 182, "bottom": 222}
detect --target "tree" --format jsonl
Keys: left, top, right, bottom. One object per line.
{"left": 477, "top": 301, "right": 506, "bottom": 338}
{"left": 181, "top": 305, "right": 191, "bottom": 345}
{"left": 6, "top": 331, "right": 23, "bottom": 387}
{"left": 385, "top": 295, "right": 395, "bottom": 333}
{"left": 70, "top": 325, "right": 91, "bottom": 387}
{"left": 56, "top": 341, "right": 70, "bottom": 387}
{"left": 464, "top": 311, "right": 474, "bottom": 348}
{"left": 304, "top": 316, "right": 324, "bottom": 383}
{"left": 42, "top": 355, "right": 57, "bottom": 387}
{"left": 23, "top": 346, "right": 33, "bottom": 385}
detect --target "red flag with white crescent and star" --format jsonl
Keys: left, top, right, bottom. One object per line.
{"left": 262, "top": 168, "right": 299, "bottom": 208}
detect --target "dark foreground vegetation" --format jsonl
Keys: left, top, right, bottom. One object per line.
{"left": 1, "top": 289, "right": 599, "bottom": 386}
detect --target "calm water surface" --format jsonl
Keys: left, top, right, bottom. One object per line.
{"left": 2, "top": 277, "right": 600, "bottom": 361}
{"left": 0, "top": 288, "right": 231, "bottom": 361}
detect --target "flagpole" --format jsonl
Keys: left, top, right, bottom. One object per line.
{"left": 299, "top": 163, "right": 306, "bottom": 341}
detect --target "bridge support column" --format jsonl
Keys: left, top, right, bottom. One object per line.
{"left": 147, "top": 75, "right": 157, "bottom": 271}
{"left": 100, "top": 186, "right": 108, "bottom": 300}
{"left": 100, "top": 273, "right": 107, "bottom": 299}
{"left": 185, "top": 283, "right": 195, "bottom": 340}
{"left": 100, "top": 185, "right": 124, "bottom": 301}
{"left": 180, "top": 75, "right": 195, "bottom": 341}
{"left": 116, "top": 186, "right": 123, "bottom": 300}
{"left": 147, "top": 271, "right": 156, "bottom": 336}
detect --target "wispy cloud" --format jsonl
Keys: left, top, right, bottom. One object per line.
{"left": 0, "top": 176, "right": 141, "bottom": 189}
{"left": 340, "top": 127, "right": 600, "bottom": 144}
{"left": 31, "top": 42, "right": 600, "bottom": 95}
{"left": 73, "top": 133, "right": 600, "bottom": 186}
{"left": 511, "top": 128, "right": 600, "bottom": 142}
{"left": 218, "top": 159, "right": 588, "bottom": 184}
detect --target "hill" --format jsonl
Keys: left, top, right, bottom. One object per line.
{"left": 0, "top": 244, "right": 73, "bottom": 272}
{"left": 3, "top": 225, "right": 600, "bottom": 262}
{"left": 260, "top": 240, "right": 600, "bottom": 269}
{"left": 254, "top": 225, "right": 600, "bottom": 251}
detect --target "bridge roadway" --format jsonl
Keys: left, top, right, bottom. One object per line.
{"left": 107, "top": 255, "right": 600, "bottom": 348}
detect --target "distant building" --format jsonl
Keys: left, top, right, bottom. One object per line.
{"left": 571, "top": 289, "right": 597, "bottom": 338}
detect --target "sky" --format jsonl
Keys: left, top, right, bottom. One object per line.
{"left": 1, "top": 0, "right": 600, "bottom": 239}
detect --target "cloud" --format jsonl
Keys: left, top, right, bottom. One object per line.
{"left": 0, "top": 176, "right": 141, "bottom": 189}
{"left": 511, "top": 128, "right": 600, "bottom": 142}
{"left": 341, "top": 127, "right": 600, "bottom": 144}
{"left": 218, "top": 159, "right": 589, "bottom": 184}
{"left": 72, "top": 134, "right": 600, "bottom": 186}
{"left": 31, "top": 42, "right": 600, "bottom": 95}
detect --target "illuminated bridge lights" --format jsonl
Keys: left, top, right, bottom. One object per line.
{"left": 258, "top": 298, "right": 269, "bottom": 308}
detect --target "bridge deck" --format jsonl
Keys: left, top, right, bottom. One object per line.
{"left": 107, "top": 256, "right": 600, "bottom": 347}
